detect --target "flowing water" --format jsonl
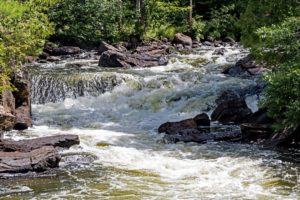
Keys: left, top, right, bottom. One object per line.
{"left": 1, "top": 45, "right": 300, "bottom": 199}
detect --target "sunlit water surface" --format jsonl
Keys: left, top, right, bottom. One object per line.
{"left": 1, "top": 46, "right": 299, "bottom": 200}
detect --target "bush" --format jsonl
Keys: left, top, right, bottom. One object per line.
{"left": 0, "top": 0, "right": 55, "bottom": 92}
{"left": 258, "top": 17, "right": 300, "bottom": 133}
{"left": 204, "top": 4, "right": 240, "bottom": 39}
{"left": 48, "top": 0, "right": 128, "bottom": 46}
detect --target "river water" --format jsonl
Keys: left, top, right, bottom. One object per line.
{"left": 1, "top": 45, "right": 300, "bottom": 199}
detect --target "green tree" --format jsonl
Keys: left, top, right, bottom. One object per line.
{"left": 0, "top": 0, "right": 56, "bottom": 92}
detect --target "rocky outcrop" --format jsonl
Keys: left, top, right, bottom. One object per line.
{"left": 174, "top": 33, "right": 192, "bottom": 48}
{"left": 211, "top": 98, "right": 253, "bottom": 125}
{"left": 158, "top": 113, "right": 210, "bottom": 134}
{"left": 0, "top": 135, "right": 80, "bottom": 173}
{"left": 0, "top": 146, "right": 60, "bottom": 173}
{"left": 98, "top": 41, "right": 120, "bottom": 55}
{"left": 223, "top": 55, "right": 267, "bottom": 76}
{"left": 0, "top": 135, "right": 80, "bottom": 152}
{"left": 99, "top": 50, "right": 168, "bottom": 68}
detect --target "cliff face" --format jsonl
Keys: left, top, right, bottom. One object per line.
{"left": 0, "top": 70, "right": 32, "bottom": 134}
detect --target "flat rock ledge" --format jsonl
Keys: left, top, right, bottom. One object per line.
{"left": 0, "top": 135, "right": 80, "bottom": 174}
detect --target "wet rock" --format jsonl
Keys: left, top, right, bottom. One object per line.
{"left": 215, "top": 90, "right": 240, "bottom": 105}
{"left": 158, "top": 113, "right": 210, "bottom": 134}
{"left": 211, "top": 98, "right": 253, "bottom": 125}
{"left": 163, "top": 128, "right": 241, "bottom": 144}
{"left": 158, "top": 119, "right": 197, "bottom": 134}
{"left": 14, "top": 105, "right": 32, "bottom": 130}
{"left": 263, "top": 126, "right": 300, "bottom": 148}
{"left": 223, "top": 36, "right": 236, "bottom": 45}
{"left": 246, "top": 108, "right": 274, "bottom": 125}
{"left": 0, "top": 146, "right": 60, "bottom": 173}
{"left": 213, "top": 48, "right": 227, "bottom": 56}
{"left": 0, "top": 106, "right": 15, "bottom": 131}
{"left": 202, "top": 41, "right": 213, "bottom": 46}
{"left": 46, "top": 56, "right": 61, "bottom": 62}
{"left": 224, "top": 55, "right": 267, "bottom": 77}
{"left": 240, "top": 123, "right": 274, "bottom": 143}
{"left": 99, "top": 50, "right": 168, "bottom": 68}
{"left": 174, "top": 33, "right": 192, "bottom": 48}
{"left": 194, "top": 113, "right": 210, "bottom": 127}
{"left": 61, "top": 153, "right": 97, "bottom": 164}
{"left": 44, "top": 46, "right": 81, "bottom": 56}
{"left": 98, "top": 41, "right": 120, "bottom": 55}
{"left": 0, "top": 135, "right": 80, "bottom": 152}
{"left": 223, "top": 65, "right": 251, "bottom": 77}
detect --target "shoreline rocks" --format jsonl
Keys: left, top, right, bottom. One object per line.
{"left": 0, "top": 135, "right": 80, "bottom": 174}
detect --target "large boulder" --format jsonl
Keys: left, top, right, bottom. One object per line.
{"left": 158, "top": 113, "right": 210, "bottom": 134}
{"left": 0, "top": 146, "right": 60, "bottom": 173}
{"left": 98, "top": 41, "right": 120, "bottom": 55}
{"left": 223, "top": 55, "right": 267, "bottom": 76}
{"left": 0, "top": 106, "right": 15, "bottom": 131}
{"left": 99, "top": 50, "right": 168, "bottom": 68}
{"left": 14, "top": 105, "right": 32, "bottom": 130}
{"left": 211, "top": 98, "right": 253, "bottom": 125}
{"left": 174, "top": 33, "right": 192, "bottom": 48}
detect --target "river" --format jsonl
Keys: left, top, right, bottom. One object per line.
{"left": 1, "top": 45, "right": 299, "bottom": 199}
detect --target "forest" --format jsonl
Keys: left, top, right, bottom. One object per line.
{"left": 0, "top": 0, "right": 300, "bottom": 199}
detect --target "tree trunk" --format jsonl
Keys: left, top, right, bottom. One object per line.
{"left": 189, "top": 0, "right": 193, "bottom": 33}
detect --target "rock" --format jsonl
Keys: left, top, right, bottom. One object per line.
{"left": 174, "top": 33, "right": 192, "bottom": 47}
{"left": 240, "top": 123, "right": 274, "bottom": 143}
{"left": 158, "top": 113, "right": 210, "bottom": 134}
{"left": 44, "top": 46, "right": 81, "bottom": 56}
{"left": 263, "top": 125, "right": 300, "bottom": 148}
{"left": 202, "top": 41, "right": 213, "bottom": 46}
{"left": 0, "top": 135, "right": 80, "bottom": 152}
{"left": 193, "top": 113, "right": 210, "bottom": 127}
{"left": 163, "top": 128, "right": 241, "bottom": 144}
{"left": 215, "top": 90, "right": 240, "bottom": 105}
{"left": 158, "top": 119, "right": 197, "bottom": 134}
{"left": 0, "top": 146, "right": 60, "bottom": 173}
{"left": 99, "top": 50, "right": 131, "bottom": 68}
{"left": 14, "top": 105, "right": 32, "bottom": 130}
{"left": 223, "top": 36, "right": 235, "bottom": 44}
{"left": 46, "top": 56, "right": 61, "bottom": 62}
{"left": 211, "top": 98, "right": 253, "bottom": 125}
{"left": 98, "top": 41, "right": 120, "bottom": 55}
{"left": 0, "top": 106, "right": 15, "bottom": 131}
{"left": 223, "top": 55, "right": 267, "bottom": 77}
{"left": 99, "top": 50, "right": 168, "bottom": 68}
{"left": 213, "top": 48, "right": 227, "bottom": 56}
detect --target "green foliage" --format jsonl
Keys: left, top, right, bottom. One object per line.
{"left": 204, "top": 4, "right": 240, "bottom": 39}
{"left": 240, "top": 0, "right": 299, "bottom": 47}
{"left": 49, "top": 0, "right": 132, "bottom": 46}
{"left": 0, "top": 0, "right": 55, "bottom": 92}
{"left": 260, "top": 64, "right": 300, "bottom": 132}
{"left": 254, "top": 17, "right": 300, "bottom": 66}
{"left": 257, "top": 17, "right": 300, "bottom": 132}
{"left": 191, "top": 17, "right": 205, "bottom": 41}
{"left": 144, "top": 0, "right": 191, "bottom": 41}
